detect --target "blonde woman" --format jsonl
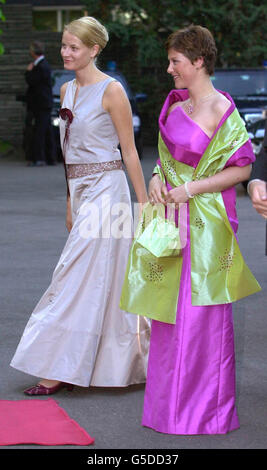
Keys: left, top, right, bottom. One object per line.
{"left": 11, "top": 16, "right": 150, "bottom": 394}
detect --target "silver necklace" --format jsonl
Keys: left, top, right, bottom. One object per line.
{"left": 185, "top": 91, "right": 217, "bottom": 115}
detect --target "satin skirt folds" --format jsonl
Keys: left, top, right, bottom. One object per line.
{"left": 11, "top": 169, "right": 150, "bottom": 387}
{"left": 142, "top": 206, "right": 239, "bottom": 434}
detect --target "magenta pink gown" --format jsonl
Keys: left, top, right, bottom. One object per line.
{"left": 142, "top": 89, "right": 255, "bottom": 435}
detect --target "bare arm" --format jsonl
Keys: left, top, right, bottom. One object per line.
{"left": 189, "top": 164, "right": 252, "bottom": 195}
{"left": 103, "top": 81, "right": 148, "bottom": 204}
{"left": 60, "top": 82, "right": 72, "bottom": 232}
{"left": 60, "top": 82, "right": 68, "bottom": 105}
{"left": 165, "top": 164, "right": 252, "bottom": 205}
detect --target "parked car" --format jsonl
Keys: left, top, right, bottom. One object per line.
{"left": 51, "top": 68, "right": 147, "bottom": 160}
{"left": 211, "top": 68, "right": 267, "bottom": 127}
{"left": 211, "top": 69, "right": 267, "bottom": 189}
{"left": 247, "top": 118, "right": 266, "bottom": 156}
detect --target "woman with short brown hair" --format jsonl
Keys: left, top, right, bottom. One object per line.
{"left": 121, "top": 24, "right": 260, "bottom": 434}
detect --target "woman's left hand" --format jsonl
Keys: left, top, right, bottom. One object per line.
{"left": 165, "top": 184, "right": 189, "bottom": 205}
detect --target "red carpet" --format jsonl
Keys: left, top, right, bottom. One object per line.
{"left": 0, "top": 399, "right": 94, "bottom": 446}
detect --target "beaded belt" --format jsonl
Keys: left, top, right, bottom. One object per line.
{"left": 66, "top": 160, "right": 123, "bottom": 179}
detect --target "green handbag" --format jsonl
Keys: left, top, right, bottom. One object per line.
{"left": 120, "top": 203, "right": 182, "bottom": 324}
{"left": 137, "top": 214, "right": 181, "bottom": 258}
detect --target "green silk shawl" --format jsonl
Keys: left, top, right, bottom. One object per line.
{"left": 120, "top": 108, "right": 261, "bottom": 324}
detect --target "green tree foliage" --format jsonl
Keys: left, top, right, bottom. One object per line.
{"left": 0, "top": 0, "right": 5, "bottom": 55}
{"left": 83, "top": 0, "right": 266, "bottom": 142}
{"left": 84, "top": 0, "right": 266, "bottom": 67}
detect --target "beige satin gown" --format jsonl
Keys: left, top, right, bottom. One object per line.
{"left": 10, "top": 77, "right": 150, "bottom": 387}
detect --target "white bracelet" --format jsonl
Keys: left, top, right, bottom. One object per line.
{"left": 184, "top": 181, "right": 194, "bottom": 198}
{"left": 247, "top": 179, "right": 265, "bottom": 197}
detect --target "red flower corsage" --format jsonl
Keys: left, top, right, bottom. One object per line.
{"left": 59, "top": 108, "right": 74, "bottom": 153}
{"left": 59, "top": 108, "right": 74, "bottom": 124}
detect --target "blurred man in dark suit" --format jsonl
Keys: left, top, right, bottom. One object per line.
{"left": 248, "top": 117, "right": 267, "bottom": 255}
{"left": 248, "top": 118, "right": 267, "bottom": 219}
{"left": 25, "top": 41, "right": 56, "bottom": 166}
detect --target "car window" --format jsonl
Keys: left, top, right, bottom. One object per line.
{"left": 211, "top": 70, "right": 267, "bottom": 96}
{"left": 51, "top": 69, "right": 133, "bottom": 100}
{"left": 52, "top": 70, "right": 75, "bottom": 96}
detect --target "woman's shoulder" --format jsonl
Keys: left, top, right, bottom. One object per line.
{"left": 213, "top": 90, "right": 232, "bottom": 110}
{"left": 102, "top": 79, "right": 128, "bottom": 106}
{"left": 162, "top": 89, "right": 188, "bottom": 117}
{"left": 60, "top": 80, "right": 73, "bottom": 104}
{"left": 208, "top": 90, "right": 232, "bottom": 124}
{"left": 202, "top": 90, "right": 233, "bottom": 134}
{"left": 103, "top": 78, "right": 125, "bottom": 95}
{"left": 102, "top": 78, "right": 130, "bottom": 113}
{"left": 167, "top": 99, "right": 183, "bottom": 116}
{"left": 213, "top": 91, "right": 232, "bottom": 112}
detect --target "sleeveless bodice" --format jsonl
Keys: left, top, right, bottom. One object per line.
{"left": 59, "top": 77, "right": 121, "bottom": 164}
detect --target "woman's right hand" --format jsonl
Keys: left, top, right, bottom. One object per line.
{"left": 148, "top": 174, "right": 168, "bottom": 204}
{"left": 249, "top": 180, "right": 267, "bottom": 218}
{"left": 66, "top": 197, "right": 72, "bottom": 232}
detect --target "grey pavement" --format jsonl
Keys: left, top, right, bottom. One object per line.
{"left": 0, "top": 148, "right": 266, "bottom": 450}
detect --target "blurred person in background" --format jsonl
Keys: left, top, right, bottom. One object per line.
{"left": 248, "top": 115, "right": 267, "bottom": 219}
{"left": 248, "top": 115, "right": 267, "bottom": 255}
{"left": 25, "top": 40, "right": 56, "bottom": 166}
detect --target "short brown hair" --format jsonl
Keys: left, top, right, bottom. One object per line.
{"left": 165, "top": 25, "right": 217, "bottom": 75}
